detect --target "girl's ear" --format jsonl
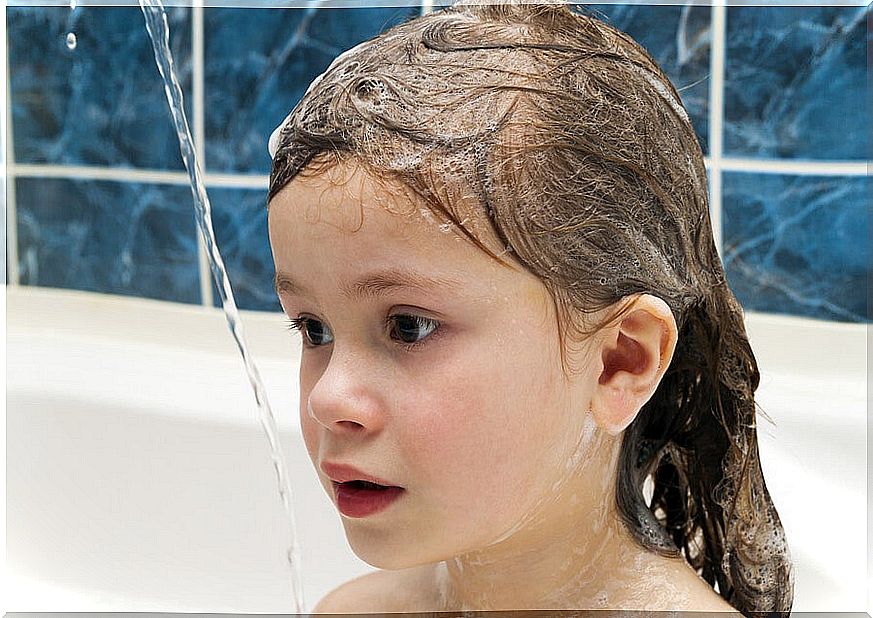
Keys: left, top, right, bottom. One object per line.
{"left": 589, "top": 294, "right": 678, "bottom": 435}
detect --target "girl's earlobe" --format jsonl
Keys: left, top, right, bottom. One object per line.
{"left": 590, "top": 387, "right": 639, "bottom": 436}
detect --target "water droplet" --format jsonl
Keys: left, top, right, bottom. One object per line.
{"left": 438, "top": 223, "right": 452, "bottom": 233}
{"left": 66, "top": 32, "right": 77, "bottom": 50}
{"left": 595, "top": 590, "right": 609, "bottom": 607}
{"left": 69, "top": 0, "right": 76, "bottom": 8}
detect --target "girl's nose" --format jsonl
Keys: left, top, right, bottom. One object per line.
{"left": 305, "top": 350, "right": 386, "bottom": 435}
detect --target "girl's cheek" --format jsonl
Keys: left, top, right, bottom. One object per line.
{"left": 398, "top": 382, "right": 491, "bottom": 483}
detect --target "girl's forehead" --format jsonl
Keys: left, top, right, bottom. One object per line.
{"left": 270, "top": 174, "right": 432, "bottom": 245}
{"left": 270, "top": 159, "right": 496, "bottom": 250}
{"left": 269, "top": 166, "right": 546, "bottom": 303}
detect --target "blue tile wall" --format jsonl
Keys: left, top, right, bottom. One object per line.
{"left": 724, "top": 6, "right": 870, "bottom": 160}
{"left": 15, "top": 178, "right": 201, "bottom": 303}
{"left": 7, "top": 4, "right": 871, "bottom": 323}
{"left": 8, "top": 6, "right": 192, "bottom": 170}
{"left": 208, "top": 188, "right": 280, "bottom": 312}
{"left": 722, "top": 173, "right": 870, "bottom": 322}
{"left": 204, "top": 6, "right": 423, "bottom": 175}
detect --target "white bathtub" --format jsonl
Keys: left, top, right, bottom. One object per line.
{"left": 4, "top": 285, "right": 869, "bottom": 613}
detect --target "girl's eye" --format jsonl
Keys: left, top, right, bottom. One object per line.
{"left": 283, "top": 314, "right": 441, "bottom": 351}
{"left": 387, "top": 314, "right": 440, "bottom": 349}
{"left": 284, "top": 316, "right": 333, "bottom": 347}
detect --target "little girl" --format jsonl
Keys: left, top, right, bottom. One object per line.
{"left": 266, "top": 1, "right": 794, "bottom": 615}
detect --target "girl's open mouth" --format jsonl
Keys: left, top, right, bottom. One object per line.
{"left": 333, "top": 480, "right": 405, "bottom": 518}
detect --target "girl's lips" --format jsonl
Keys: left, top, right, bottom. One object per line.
{"left": 321, "top": 461, "right": 406, "bottom": 517}
{"left": 320, "top": 461, "right": 402, "bottom": 488}
{"left": 333, "top": 481, "right": 406, "bottom": 517}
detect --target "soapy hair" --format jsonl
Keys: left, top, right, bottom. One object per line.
{"left": 268, "top": 1, "right": 794, "bottom": 615}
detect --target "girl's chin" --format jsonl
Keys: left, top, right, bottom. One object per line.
{"left": 344, "top": 531, "right": 443, "bottom": 570}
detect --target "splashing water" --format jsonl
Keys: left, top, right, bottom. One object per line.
{"left": 138, "top": 1, "right": 305, "bottom": 612}
{"left": 66, "top": 0, "right": 77, "bottom": 51}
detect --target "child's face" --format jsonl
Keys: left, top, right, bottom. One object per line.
{"left": 268, "top": 159, "right": 602, "bottom": 569}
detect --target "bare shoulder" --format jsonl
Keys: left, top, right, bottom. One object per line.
{"left": 311, "top": 570, "right": 394, "bottom": 614}
{"left": 683, "top": 583, "right": 743, "bottom": 614}
{"left": 311, "top": 566, "right": 437, "bottom": 614}
{"left": 616, "top": 552, "right": 742, "bottom": 615}
{"left": 664, "top": 558, "right": 743, "bottom": 614}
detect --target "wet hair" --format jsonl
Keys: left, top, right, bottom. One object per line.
{"left": 267, "top": 1, "right": 794, "bottom": 615}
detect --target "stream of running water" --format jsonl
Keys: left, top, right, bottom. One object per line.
{"left": 139, "top": 1, "right": 305, "bottom": 612}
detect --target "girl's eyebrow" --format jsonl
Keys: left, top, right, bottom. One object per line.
{"left": 274, "top": 268, "right": 464, "bottom": 301}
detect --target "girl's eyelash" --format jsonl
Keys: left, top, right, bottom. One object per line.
{"left": 386, "top": 314, "right": 442, "bottom": 351}
{"left": 285, "top": 316, "right": 303, "bottom": 332}
{"left": 284, "top": 316, "right": 322, "bottom": 349}
{"left": 283, "top": 316, "right": 307, "bottom": 334}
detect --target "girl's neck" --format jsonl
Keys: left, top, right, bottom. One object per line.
{"left": 406, "top": 426, "right": 734, "bottom": 613}
{"left": 432, "top": 432, "right": 645, "bottom": 610}
{"left": 437, "top": 520, "right": 632, "bottom": 610}
{"left": 433, "top": 525, "right": 718, "bottom": 611}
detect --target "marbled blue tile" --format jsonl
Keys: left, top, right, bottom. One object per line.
{"left": 208, "top": 186, "right": 280, "bottom": 312}
{"left": 16, "top": 178, "right": 201, "bottom": 303}
{"left": 584, "top": 4, "right": 711, "bottom": 155}
{"left": 203, "top": 5, "right": 424, "bottom": 175}
{"left": 8, "top": 6, "right": 192, "bottom": 170}
{"left": 722, "top": 172, "right": 870, "bottom": 323}
{"left": 724, "top": 6, "right": 870, "bottom": 160}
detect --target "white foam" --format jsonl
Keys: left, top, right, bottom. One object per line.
{"left": 268, "top": 39, "right": 374, "bottom": 159}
